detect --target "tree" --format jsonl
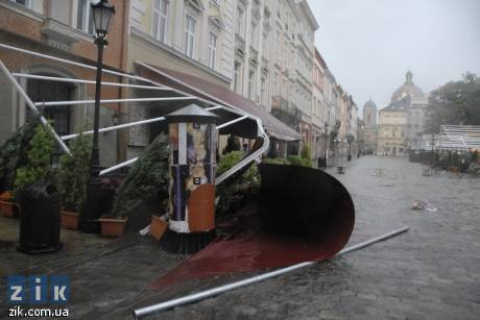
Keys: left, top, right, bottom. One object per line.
{"left": 425, "top": 72, "right": 480, "bottom": 133}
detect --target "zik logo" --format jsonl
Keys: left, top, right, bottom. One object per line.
{"left": 6, "top": 275, "right": 70, "bottom": 304}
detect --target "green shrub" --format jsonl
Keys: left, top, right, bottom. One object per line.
{"left": 301, "top": 144, "right": 312, "bottom": 160}
{"left": 111, "top": 134, "right": 169, "bottom": 219}
{"left": 217, "top": 151, "right": 243, "bottom": 175}
{"left": 287, "top": 155, "right": 312, "bottom": 168}
{"left": 0, "top": 117, "right": 41, "bottom": 191}
{"left": 57, "top": 129, "right": 91, "bottom": 212}
{"left": 265, "top": 157, "right": 290, "bottom": 165}
{"left": 13, "top": 124, "right": 54, "bottom": 197}
{"left": 216, "top": 151, "right": 260, "bottom": 215}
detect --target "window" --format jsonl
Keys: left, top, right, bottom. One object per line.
{"left": 251, "top": 22, "right": 259, "bottom": 48}
{"left": 77, "top": 0, "right": 94, "bottom": 34}
{"left": 236, "top": 7, "right": 245, "bottom": 37}
{"left": 208, "top": 32, "right": 218, "bottom": 70}
{"left": 9, "top": 0, "right": 31, "bottom": 7}
{"left": 26, "top": 77, "right": 73, "bottom": 166}
{"left": 273, "top": 71, "right": 279, "bottom": 96}
{"left": 261, "top": 78, "right": 267, "bottom": 106}
{"left": 184, "top": 15, "right": 196, "bottom": 58}
{"left": 234, "top": 62, "right": 242, "bottom": 93}
{"left": 153, "top": 0, "right": 169, "bottom": 43}
{"left": 262, "top": 32, "right": 269, "bottom": 56}
{"left": 248, "top": 70, "right": 255, "bottom": 100}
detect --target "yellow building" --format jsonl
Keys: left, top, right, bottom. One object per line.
{"left": 377, "top": 96, "right": 409, "bottom": 156}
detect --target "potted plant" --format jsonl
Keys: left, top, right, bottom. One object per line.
{"left": 99, "top": 214, "right": 129, "bottom": 238}
{"left": 0, "top": 117, "right": 41, "bottom": 218}
{"left": 150, "top": 201, "right": 168, "bottom": 241}
{"left": 12, "top": 124, "right": 54, "bottom": 212}
{"left": 0, "top": 191, "right": 19, "bottom": 218}
{"left": 57, "top": 129, "right": 91, "bottom": 230}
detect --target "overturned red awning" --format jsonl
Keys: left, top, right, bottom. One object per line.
{"left": 135, "top": 62, "right": 302, "bottom": 141}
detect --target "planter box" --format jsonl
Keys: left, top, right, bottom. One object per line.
{"left": 100, "top": 218, "right": 128, "bottom": 238}
{"left": 61, "top": 210, "right": 80, "bottom": 230}
{"left": 0, "top": 200, "right": 20, "bottom": 218}
{"left": 150, "top": 215, "right": 168, "bottom": 241}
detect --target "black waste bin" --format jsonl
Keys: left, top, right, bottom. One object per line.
{"left": 18, "top": 179, "right": 63, "bottom": 254}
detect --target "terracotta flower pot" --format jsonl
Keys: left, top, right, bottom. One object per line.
{"left": 150, "top": 215, "right": 168, "bottom": 241}
{"left": 60, "top": 210, "right": 80, "bottom": 230}
{"left": 0, "top": 200, "right": 20, "bottom": 218}
{"left": 100, "top": 218, "right": 128, "bottom": 238}
{"left": 0, "top": 191, "right": 13, "bottom": 201}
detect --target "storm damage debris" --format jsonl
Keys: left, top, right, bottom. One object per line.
{"left": 411, "top": 200, "right": 437, "bottom": 212}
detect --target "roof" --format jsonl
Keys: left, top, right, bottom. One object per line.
{"left": 391, "top": 71, "right": 425, "bottom": 101}
{"left": 135, "top": 62, "right": 302, "bottom": 141}
{"left": 363, "top": 99, "right": 377, "bottom": 110}
{"left": 412, "top": 126, "right": 480, "bottom": 151}
{"left": 166, "top": 104, "right": 218, "bottom": 123}
{"left": 381, "top": 95, "right": 410, "bottom": 113}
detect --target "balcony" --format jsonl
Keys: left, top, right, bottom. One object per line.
{"left": 271, "top": 96, "right": 302, "bottom": 130}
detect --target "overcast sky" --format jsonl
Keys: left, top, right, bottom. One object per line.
{"left": 306, "top": 0, "right": 480, "bottom": 114}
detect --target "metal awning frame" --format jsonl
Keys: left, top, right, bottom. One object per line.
{"left": 0, "top": 43, "right": 269, "bottom": 182}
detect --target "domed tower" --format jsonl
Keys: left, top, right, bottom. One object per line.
{"left": 363, "top": 99, "right": 377, "bottom": 128}
{"left": 391, "top": 70, "right": 425, "bottom": 101}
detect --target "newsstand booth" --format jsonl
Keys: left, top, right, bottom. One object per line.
{"left": 162, "top": 105, "right": 218, "bottom": 252}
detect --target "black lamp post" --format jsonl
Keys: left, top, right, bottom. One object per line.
{"left": 81, "top": 0, "right": 115, "bottom": 233}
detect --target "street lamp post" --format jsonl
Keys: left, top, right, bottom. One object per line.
{"left": 80, "top": 0, "right": 116, "bottom": 233}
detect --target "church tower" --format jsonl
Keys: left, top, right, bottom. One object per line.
{"left": 363, "top": 99, "right": 377, "bottom": 128}
{"left": 362, "top": 99, "right": 378, "bottom": 154}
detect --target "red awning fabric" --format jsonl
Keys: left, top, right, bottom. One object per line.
{"left": 135, "top": 62, "right": 302, "bottom": 142}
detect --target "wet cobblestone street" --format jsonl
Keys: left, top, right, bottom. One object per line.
{"left": 1, "top": 156, "right": 479, "bottom": 319}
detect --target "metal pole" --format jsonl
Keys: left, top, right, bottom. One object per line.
{"left": 81, "top": 37, "right": 105, "bottom": 233}
{"left": 34, "top": 96, "right": 197, "bottom": 107}
{"left": 100, "top": 157, "right": 138, "bottom": 176}
{"left": 12, "top": 73, "right": 171, "bottom": 91}
{"left": 61, "top": 106, "right": 221, "bottom": 141}
{"left": 133, "top": 226, "right": 409, "bottom": 318}
{"left": 216, "top": 115, "right": 249, "bottom": 130}
{"left": 0, "top": 43, "right": 163, "bottom": 88}
{"left": 92, "top": 38, "right": 104, "bottom": 178}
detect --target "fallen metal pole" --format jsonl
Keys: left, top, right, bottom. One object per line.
{"left": 133, "top": 226, "right": 409, "bottom": 318}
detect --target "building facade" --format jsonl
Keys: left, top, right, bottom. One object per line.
{"left": 377, "top": 96, "right": 409, "bottom": 156}
{"left": 378, "top": 71, "right": 427, "bottom": 155}
{"left": 311, "top": 48, "right": 327, "bottom": 161}
{"left": 268, "top": 0, "right": 318, "bottom": 151}
{"left": 0, "top": 0, "right": 130, "bottom": 166}
{"left": 362, "top": 99, "right": 378, "bottom": 154}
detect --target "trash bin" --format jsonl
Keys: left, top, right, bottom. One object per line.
{"left": 18, "top": 179, "right": 63, "bottom": 254}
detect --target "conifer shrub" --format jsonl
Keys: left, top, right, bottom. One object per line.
{"left": 57, "top": 129, "right": 91, "bottom": 212}
{"left": 111, "top": 134, "right": 169, "bottom": 220}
